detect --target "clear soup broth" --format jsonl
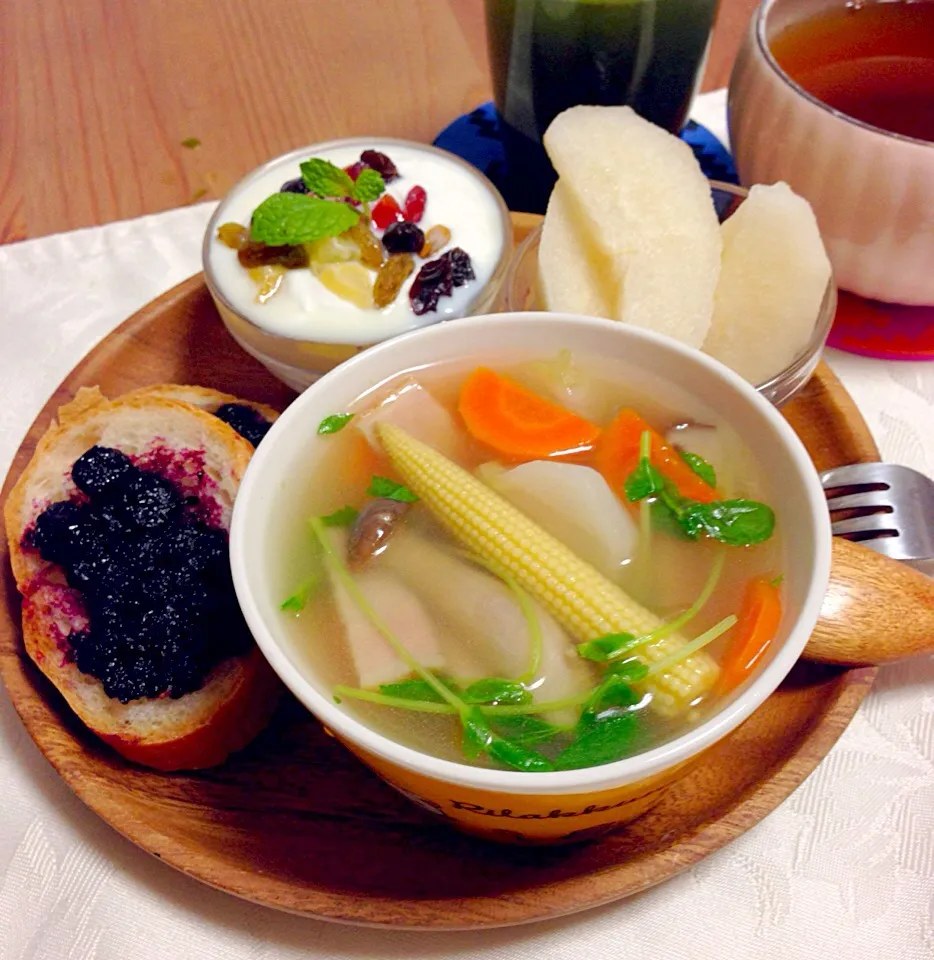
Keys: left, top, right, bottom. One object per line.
{"left": 274, "top": 351, "right": 786, "bottom": 772}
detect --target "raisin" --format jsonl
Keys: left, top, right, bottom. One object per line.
{"left": 347, "top": 221, "right": 384, "bottom": 269}
{"left": 419, "top": 224, "right": 452, "bottom": 258}
{"left": 217, "top": 222, "right": 250, "bottom": 250}
{"left": 360, "top": 149, "right": 399, "bottom": 182}
{"left": 441, "top": 247, "right": 475, "bottom": 287}
{"left": 403, "top": 185, "right": 427, "bottom": 223}
{"left": 213, "top": 403, "right": 271, "bottom": 447}
{"left": 382, "top": 221, "right": 425, "bottom": 256}
{"left": 409, "top": 256, "right": 454, "bottom": 316}
{"left": 373, "top": 254, "right": 415, "bottom": 308}
{"left": 371, "top": 195, "right": 404, "bottom": 230}
{"left": 280, "top": 177, "right": 309, "bottom": 194}
{"left": 237, "top": 242, "right": 309, "bottom": 270}
{"left": 72, "top": 446, "right": 134, "bottom": 497}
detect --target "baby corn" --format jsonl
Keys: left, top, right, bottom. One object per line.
{"left": 377, "top": 423, "right": 720, "bottom": 717}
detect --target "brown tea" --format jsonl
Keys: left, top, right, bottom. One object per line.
{"left": 769, "top": 0, "right": 934, "bottom": 143}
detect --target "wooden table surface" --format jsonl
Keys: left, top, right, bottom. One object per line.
{"left": 1, "top": 0, "right": 757, "bottom": 244}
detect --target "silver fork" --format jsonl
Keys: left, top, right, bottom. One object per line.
{"left": 820, "top": 462, "right": 934, "bottom": 562}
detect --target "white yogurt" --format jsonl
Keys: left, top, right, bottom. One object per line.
{"left": 205, "top": 140, "right": 509, "bottom": 345}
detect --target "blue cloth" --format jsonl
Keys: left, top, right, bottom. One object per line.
{"left": 433, "top": 101, "right": 737, "bottom": 213}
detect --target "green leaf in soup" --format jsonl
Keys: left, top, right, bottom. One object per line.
{"left": 624, "top": 459, "right": 666, "bottom": 502}
{"left": 462, "top": 678, "right": 532, "bottom": 706}
{"left": 300, "top": 157, "right": 355, "bottom": 198}
{"left": 367, "top": 475, "right": 419, "bottom": 503}
{"left": 649, "top": 494, "right": 694, "bottom": 540}
{"left": 317, "top": 412, "right": 354, "bottom": 435}
{"left": 250, "top": 192, "right": 360, "bottom": 246}
{"left": 576, "top": 632, "right": 637, "bottom": 663}
{"left": 679, "top": 449, "right": 717, "bottom": 488}
{"left": 378, "top": 678, "right": 455, "bottom": 704}
{"left": 280, "top": 574, "right": 320, "bottom": 612}
{"left": 350, "top": 167, "right": 386, "bottom": 203}
{"left": 320, "top": 505, "right": 359, "bottom": 527}
{"left": 680, "top": 499, "right": 775, "bottom": 546}
{"left": 461, "top": 707, "right": 554, "bottom": 771}
{"left": 491, "top": 715, "right": 561, "bottom": 746}
{"left": 554, "top": 714, "right": 641, "bottom": 771}
{"left": 605, "top": 657, "right": 649, "bottom": 682}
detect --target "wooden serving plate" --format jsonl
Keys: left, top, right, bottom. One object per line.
{"left": 0, "top": 215, "right": 879, "bottom": 929}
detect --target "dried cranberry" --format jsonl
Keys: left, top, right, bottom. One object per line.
{"left": 360, "top": 149, "right": 399, "bottom": 182}
{"left": 403, "top": 185, "right": 427, "bottom": 223}
{"left": 441, "top": 247, "right": 475, "bottom": 287}
{"left": 280, "top": 177, "right": 309, "bottom": 194}
{"left": 371, "top": 195, "right": 404, "bottom": 230}
{"left": 409, "top": 256, "right": 454, "bottom": 316}
{"left": 344, "top": 161, "right": 364, "bottom": 181}
{"left": 382, "top": 221, "right": 425, "bottom": 255}
{"left": 237, "top": 242, "right": 309, "bottom": 270}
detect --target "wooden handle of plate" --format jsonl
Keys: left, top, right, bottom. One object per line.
{"left": 805, "top": 537, "right": 934, "bottom": 665}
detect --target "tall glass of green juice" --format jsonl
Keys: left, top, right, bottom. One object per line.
{"left": 485, "top": 0, "right": 719, "bottom": 211}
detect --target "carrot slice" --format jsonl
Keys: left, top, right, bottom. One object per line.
{"left": 592, "top": 409, "right": 720, "bottom": 503}
{"left": 718, "top": 577, "right": 782, "bottom": 693}
{"left": 458, "top": 367, "right": 601, "bottom": 459}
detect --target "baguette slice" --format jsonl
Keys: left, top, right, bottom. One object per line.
{"left": 121, "top": 384, "right": 280, "bottom": 426}
{"left": 4, "top": 387, "right": 281, "bottom": 771}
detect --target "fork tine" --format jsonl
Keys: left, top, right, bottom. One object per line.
{"left": 820, "top": 464, "right": 890, "bottom": 490}
{"left": 825, "top": 491, "right": 892, "bottom": 512}
{"left": 831, "top": 514, "right": 899, "bottom": 537}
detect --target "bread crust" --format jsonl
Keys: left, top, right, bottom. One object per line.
{"left": 4, "top": 386, "right": 280, "bottom": 770}
{"left": 121, "top": 384, "right": 280, "bottom": 425}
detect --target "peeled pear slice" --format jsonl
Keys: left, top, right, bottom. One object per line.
{"left": 543, "top": 105, "right": 721, "bottom": 348}
{"left": 539, "top": 182, "right": 615, "bottom": 319}
{"left": 477, "top": 460, "right": 637, "bottom": 580}
{"left": 702, "top": 181, "right": 832, "bottom": 386}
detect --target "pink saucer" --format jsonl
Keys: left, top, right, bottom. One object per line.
{"left": 828, "top": 292, "right": 934, "bottom": 361}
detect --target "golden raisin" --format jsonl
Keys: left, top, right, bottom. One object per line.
{"left": 373, "top": 254, "right": 415, "bottom": 308}
{"left": 217, "top": 222, "right": 250, "bottom": 250}
{"left": 247, "top": 265, "right": 286, "bottom": 303}
{"left": 348, "top": 221, "right": 384, "bottom": 269}
{"left": 419, "top": 224, "right": 452, "bottom": 258}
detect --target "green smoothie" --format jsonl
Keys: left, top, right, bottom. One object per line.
{"left": 485, "top": 0, "right": 718, "bottom": 210}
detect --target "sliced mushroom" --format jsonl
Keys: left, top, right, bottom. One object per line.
{"left": 347, "top": 497, "right": 411, "bottom": 569}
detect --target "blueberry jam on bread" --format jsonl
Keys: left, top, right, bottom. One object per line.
{"left": 4, "top": 386, "right": 281, "bottom": 771}
{"left": 31, "top": 445, "right": 247, "bottom": 703}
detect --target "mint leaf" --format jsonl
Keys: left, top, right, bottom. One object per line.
{"left": 679, "top": 449, "right": 717, "bottom": 487}
{"left": 679, "top": 499, "right": 775, "bottom": 546}
{"left": 300, "top": 158, "right": 355, "bottom": 198}
{"left": 491, "top": 715, "right": 559, "bottom": 746}
{"left": 367, "top": 476, "right": 419, "bottom": 503}
{"left": 577, "top": 632, "right": 637, "bottom": 663}
{"left": 461, "top": 678, "right": 531, "bottom": 706}
{"left": 317, "top": 413, "right": 354, "bottom": 435}
{"left": 320, "top": 505, "right": 359, "bottom": 527}
{"left": 555, "top": 714, "right": 640, "bottom": 770}
{"left": 280, "top": 574, "right": 320, "bottom": 612}
{"left": 351, "top": 168, "right": 385, "bottom": 203}
{"left": 624, "top": 460, "right": 666, "bottom": 502}
{"left": 250, "top": 193, "right": 360, "bottom": 246}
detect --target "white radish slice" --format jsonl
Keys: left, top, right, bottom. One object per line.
{"left": 380, "top": 532, "right": 594, "bottom": 723}
{"left": 478, "top": 460, "right": 638, "bottom": 579}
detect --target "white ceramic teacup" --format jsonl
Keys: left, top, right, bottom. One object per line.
{"left": 230, "top": 312, "right": 831, "bottom": 844}
{"left": 729, "top": 0, "right": 934, "bottom": 306}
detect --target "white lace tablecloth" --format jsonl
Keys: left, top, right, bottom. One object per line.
{"left": 1, "top": 92, "right": 932, "bottom": 960}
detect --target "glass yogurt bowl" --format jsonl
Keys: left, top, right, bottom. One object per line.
{"left": 204, "top": 138, "right": 513, "bottom": 392}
